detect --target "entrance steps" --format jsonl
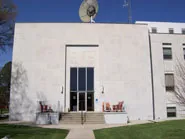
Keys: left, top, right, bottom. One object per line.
{"left": 60, "top": 112, "right": 105, "bottom": 124}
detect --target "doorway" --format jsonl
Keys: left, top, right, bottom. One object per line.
{"left": 78, "top": 92, "right": 86, "bottom": 111}
{"left": 70, "top": 67, "right": 94, "bottom": 111}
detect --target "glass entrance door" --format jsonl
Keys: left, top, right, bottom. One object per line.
{"left": 78, "top": 92, "right": 86, "bottom": 111}
{"left": 70, "top": 67, "right": 94, "bottom": 111}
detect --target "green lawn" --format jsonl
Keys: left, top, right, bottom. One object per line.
{"left": 94, "top": 120, "right": 185, "bottom": 139}
{"left": 0, "top": 109, "right": 9, "bottom": 114}
{"left": 0, "top": 124, "right": 69, "bottom": 139}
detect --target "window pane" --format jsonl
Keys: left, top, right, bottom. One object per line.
{"left": 182, "top": 29, "right": 185, "bottom": 34}
{"left": 70, "top": 68, "right": 77, "bottom": 91}
{"left": 169, "top": 28, "right": 174, "bottom": 34}
{"left": 167, "top": 107, "right": 176, "bottom": 112}
{"left": 152, "top": 28, "right": 157, "bottom": 33}
{"left": 87, "top": 92, "right": 94, "bottom": 111}
{"left": 70, "top": 92, "right": 77, "bottom": 111}
{"left": 163, "top": 48, "right": 172, "bottom": 59}
{"left": 163, "top": 48, "right": 172, "bottom": 55}
{"left": 167, "top": 107, "right": 176, "bottom": 117}
{"left": 87, "top": 68, "right": 94, "bottom": 91}
{"left": 183, "top": 48, "right": 185, "bottom": 54}
{"left": 78, "top": 68, "right": 86, "bottom": 91}
{"left": 165, "top": 74, "right": 174, "bottom": 89}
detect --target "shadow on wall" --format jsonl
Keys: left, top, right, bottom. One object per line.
{"left": 9, "top": 62, "right": 35, "bottom": 121}
{"left": 9, "top": 62, "right": 62, "bottom": 121}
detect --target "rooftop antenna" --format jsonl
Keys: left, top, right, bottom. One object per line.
{"left": 79, "top": 0, "right": 99, "bottom": 23}
{"left": 123, "top": 0, "right": 132, "bottom": 24}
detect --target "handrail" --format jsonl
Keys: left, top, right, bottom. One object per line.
{"left": 81, "top": 111, "right": 83, "bottom": 125}
{"left": 84, "top": 111, "right": 86, "bottom": 123}
{"left": 81, "top": 111, "right": 86, "bottom": 125}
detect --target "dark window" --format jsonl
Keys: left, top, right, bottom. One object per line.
{"left": 165, "top": 74, "right": 174, "bottom": 91}
{"left": 169, "top": 28, "right": 174, "bottom": 34}
{"left": 151, "top": 27, "right": 157, "bottom": 33}
{"left": 183, "top": 43, "right": 185, "bottom": 46}
{"left": 167, "top": 107, "right": 176, "bottom": 117}
{"left": 78, "top": 68, "right": 86, "bottom": 91}
{"left": 70, "top": 68, "right": 77, "bottom": 91}
{"left": 163, "top": 48, "right": 172, "bottom": 60}
{"left": 183, "top": 48, "right": 185, "bottom": 59}
{"left": 87, "top": 68, "right": 94, "bottom": 91}
{"left": 182, "top": 29, "right": 185, "bottom": 34}
{"left": 162, "top": 43, "right": 172, "bottom": 46}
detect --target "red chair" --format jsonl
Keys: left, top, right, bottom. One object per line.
{"left": 113, "top": 101, "right": 124, "bottom": 112}
{"left": 103, "top": 102, "right": 111, "bottom": 112}
{"left": 44, "top": 105, "right": 48, "bottom": 112}
{"left": 118, "top": 101, "right": 124, "bottom": 112}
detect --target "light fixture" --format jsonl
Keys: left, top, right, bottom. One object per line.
{"left": 61, "top": 86, "right": 63, "bottom": 94}
{"left": 102, "top": 86, "right": 104, "bottom": 94}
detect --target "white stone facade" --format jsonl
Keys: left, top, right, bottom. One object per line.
{"left": 11, "top": 21, "right": 185, "bottom": 122}
{"left": 10, "top": 23, "right": 157, "bottom": 121}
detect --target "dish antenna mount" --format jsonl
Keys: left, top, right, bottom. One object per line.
{"left": 123, "top": 0, "right": 132, "bottom": 24}
{"left": 79, "top": 0, "right": 99, "bottom": 23}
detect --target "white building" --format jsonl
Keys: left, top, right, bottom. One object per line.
{"left": 136, "top": 21, "right": 185, "bottom": 118}
{"left": 9, "top": 22, "right": 185, "bottom": 122}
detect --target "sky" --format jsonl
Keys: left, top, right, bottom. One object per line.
{"left": 0, "top": 0, "right": 185, "bottom": 67}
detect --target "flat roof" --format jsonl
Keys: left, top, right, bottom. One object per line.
{"left": 15, "top": 22, "right": 147, "bottom": 26}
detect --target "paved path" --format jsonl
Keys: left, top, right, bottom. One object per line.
{"left": 39, "top": 124, "right": 127, "bottom": 139}
{"left": 38, "top": 121, "right": 152, "bottom": 139}
{"left": 66, "top": 128, "right": 95, "bottom": 139}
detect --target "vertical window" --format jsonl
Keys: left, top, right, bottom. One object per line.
{"left": 163, "top": 48, "right": 172, "bottom": 60}
{"left": 183, "top": 48, "right": 185, "bottom": 60}
{"left": 169, "top": 28, "right": 174, "bottom": 34}
{"left": 165, "top": 74, "right": 174, "bottom": 91}
{"left": 70, "top": 68, "right": 77, "bottom": 91}
{"left": 182, "top": 28, "right": 185, "bottom": 34}
{"left": 151, "top": 27, "right": 157, "bottom": 33}
{"left": 87, "top": 68, "right": 94, "bottom": 91}
{"left": 167, "top": 107, "right": 176, "bottom": 117}
{"left": 78, "top": 68, "right": 86, "bottom": 91}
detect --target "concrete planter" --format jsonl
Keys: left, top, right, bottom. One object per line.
{"left": 36, "top": 112, "right": 59, "bottom": 125}
{"left": 104, "top": 112, "right": 128, "bottom": 124}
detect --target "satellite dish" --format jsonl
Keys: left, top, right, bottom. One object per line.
{"left": 79, "top": 0, "right": 99, "bottom": 23}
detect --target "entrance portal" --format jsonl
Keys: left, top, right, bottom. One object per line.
{"left": 70, "top": 67, "right": 94, "bottom": 111}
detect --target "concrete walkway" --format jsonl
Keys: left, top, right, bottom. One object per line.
{"left": 38, "top": 120, "right": 152, "bottom": 139}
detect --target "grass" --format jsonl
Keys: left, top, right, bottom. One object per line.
{"left": 0, "top": 124, "right": 69, "bottom": 139}
{"left": 0, "top": 109, "right": 9, "bottom": 114}
{"left": 94, "top": 120, "right": 185, "bottom": 139}
{"left": 0, "top": 109, "right": 9, "bottom": 121}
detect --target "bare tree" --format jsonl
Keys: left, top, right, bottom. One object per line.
{"left": 0, "top": 0, "right": 16, "bottom": 52}
{"left": 174, "top": 61, "right": 185, "bottom": 106}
